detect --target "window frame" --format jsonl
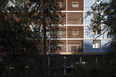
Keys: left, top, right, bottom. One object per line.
{"left": 72, "top": 29, "right": 79, "bottom": 35}
{"left": 93, "top": 40, "right": 101, "bottom": 48}
{"left": 72, "top": 2, "right": 79, "bottom": 7}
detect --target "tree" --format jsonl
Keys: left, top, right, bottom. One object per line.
{"left": 84, "top": 0, "right": 116, "bottom": 77}
{"left": 85, "top": 0, "right": 116, "bottom": 50}
{"left": 28, "top": 0, "right": 65, "bottom": 77}
{"left": 85, "top": 0, "right": 116, "bottom": 40}
{"left": 0, "top": 0, "right": 65, "bottom": 76}
{"left": 0, "top": 0, "right": 41, "bottom": 76}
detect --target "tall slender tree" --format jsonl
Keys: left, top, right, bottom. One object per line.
{"left": 0, "top": 0, "right": 64, "bottom": 76}
{"left": 28, "top": 0, "right": 65, "bottom": 77}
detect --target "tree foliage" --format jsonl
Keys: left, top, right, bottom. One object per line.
{"left": 83, "top": 0, "right": 116, "bottom": 76}
{"left": 0, "top": 0, "right": 42, "bottom": 76}
{"left": 85, "top": 0, "right": 116, "bottom": 40}
{"left": 0, "top": 0, "right": 65, "bottom": 76}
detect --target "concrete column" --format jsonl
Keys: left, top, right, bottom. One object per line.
{"left": 95, "top": 57, "right": 98, "bottom": 64}
{"left": 64, "top": 56, "right": 66, "bottom": 75}
{"left": 79, "top": 57, "right": 82, "bottom": 65}
{"left": 48, "top": 56, "right": 50, "bottom": 66}
{"left": 48, "top": 56, "right": 50, "bottom": 76}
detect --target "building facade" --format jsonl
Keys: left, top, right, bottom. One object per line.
{"left": 9, "top": 0, "right": 112, "bottom": 53}
{"left": 43, "top": 0, "right": 112, "bottom": 74}
{"left": 7, "top": 0, "right": 112, "bottom": 75}
{"left": 46, "top": 0, "right": 112, "bottom": 54}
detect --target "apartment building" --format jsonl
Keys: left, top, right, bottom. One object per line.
{"left": 8, "top": 0, "right": 111, "bottom": 53}
{"left": 45, "top": 0, "right": 112, "bottom": 56}
{"left": 7, "top": 0, "right": 112, "bottom": 74}
{"left": 43, "top": 0, "right": 112, "bottom": 74}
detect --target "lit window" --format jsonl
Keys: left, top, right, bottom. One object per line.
{"left": 72, "top": 2, "right": 79, "bottom": 7}
{"left": 93, "top": 40, "right": 101, "bottom": 48}
{"left": 72, "top": 30, "right": 78, "bottom": 35}
{"left": 93, "top": 26, "right": 101, "bottom": 34}
{"left": 56, "top": 29, "right": 61, "bottom": 35}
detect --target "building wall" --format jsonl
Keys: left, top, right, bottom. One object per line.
{"left": 61, "top": 12, "right": 66, "bottom": 24}
{"left": 84, "top": 25, "right": 112, "bottom": 52}
{"left": 83, "top": 0, "right": 112, "bottom": 53}
{"left": 67, "top": 12, "right": 83, "bottom": 24}
{"left": 61, "top": 0, "right": 66, "bottom": 11}
{"left": 50, "top": 26, "right": 66, "bottom": 38}
{"left": 84, "top": 39, "right": 112, "bottom": 52}
{"left": 84, "top": 40, "right": 101, "bottom": 52}
{"left": 84, "top": 0, "right": 93, "bottom": 11}
{"left": 49, "top": 0, "right": 111, "bottom": 53}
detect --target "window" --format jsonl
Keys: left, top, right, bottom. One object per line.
{"left": 93, "top": 40, "right": 101, "bottom": 48}
{"left": 72, "top": 30, "right": 78, "bottom": 35}
{"left": 93, "top": 26, "right": 101, "bottom": 34}
{"left": 72, "top": 2, "right": 79, "bottom": 7}
{"left": 56, "top": 29, "right": 61, "bottom": 35}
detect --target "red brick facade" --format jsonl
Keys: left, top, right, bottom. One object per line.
{"left": 49, "top": 0, "right": 84, "bottom": 53}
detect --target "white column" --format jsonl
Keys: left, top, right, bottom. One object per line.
{"left": 79, "top": 57, "right": 82, "bottom": 65}
{"left": 66, "top": 0, "right": 68, "bottom": 52}
{"left": 49, "top": 26, "right": 50, "bottom": 53}
{"left": 64, "top": 56, "right": 66, "bottom": 74}
{"left": 95, "top": 57, "right": 98, "bottom": 64}
{"left": 48, "top": 56, "right": 50, "bottom": 76}
{"left": 48, "top": 57, "right": 50, "bottom": 66}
